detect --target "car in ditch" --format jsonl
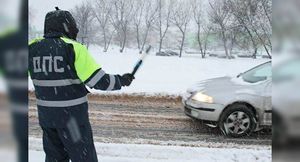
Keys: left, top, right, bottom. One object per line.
{"left": 182, "top": 61, "right": 272, "bottom": 137}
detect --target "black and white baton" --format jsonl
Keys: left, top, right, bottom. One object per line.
{"left": 131, "top": 45, "right": 152, "bottom": 76}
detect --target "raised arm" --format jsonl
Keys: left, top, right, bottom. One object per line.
{"left": 62, "top": 37, "right": 134, "bottom": 91}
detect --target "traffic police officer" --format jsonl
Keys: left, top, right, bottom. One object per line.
{"left": 29, "top": 8, "right": 134, "bottom": 162}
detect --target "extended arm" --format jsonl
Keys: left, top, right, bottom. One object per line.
{"left": 84, "top": 69, "right": 125, "bottom": 91}
{"left": 62, "top": 37, "right": 134, "bottom": 91}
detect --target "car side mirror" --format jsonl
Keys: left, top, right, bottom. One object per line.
{"left": 237, "top": 73, "right": 243, "bottom": 78}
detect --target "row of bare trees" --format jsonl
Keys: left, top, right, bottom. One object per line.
{"left": 208, "top": 0, "right": 272, "bottom": 59}
{"left": 70, "top": 0, "right": 272, "bottom": 59}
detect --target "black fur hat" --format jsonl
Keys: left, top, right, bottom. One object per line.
{"left": 44, "top": 7, "right": 79, "bottom": 40}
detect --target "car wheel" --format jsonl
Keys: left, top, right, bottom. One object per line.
{"left": 219, "top": 103, "right": 256, "bottom": 137}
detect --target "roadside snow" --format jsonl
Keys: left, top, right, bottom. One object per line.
{"left": 29, "top": 138, "right": 271, "bottom": 162}
{"left": 28, "top": 46, "right": 269, "bottom": 95}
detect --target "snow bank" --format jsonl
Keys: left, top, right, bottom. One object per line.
{"left": 29, "top": 46, "right": 268, "bottom": 95}
{"left": 29, "top": 138, "right": 271, "bottom": 162}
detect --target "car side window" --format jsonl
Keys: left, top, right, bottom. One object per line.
{"left": 254, "top": 66, "right": 272, "bottom": 78}
{"left": 241, "top": 62, "right": 272, "bottom": 83}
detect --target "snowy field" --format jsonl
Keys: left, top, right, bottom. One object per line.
{"left": 29, "top": 45, "right": 269, "bottom": 95}
{"left": 29, "top": 138, "right": 271, "bottom": 162}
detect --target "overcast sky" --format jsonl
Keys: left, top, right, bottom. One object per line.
{"left": 29, "top": 0, "right": 209, "bottom": 32}
{"left": 29, "top": 0, "right": 85, "bottom": 30}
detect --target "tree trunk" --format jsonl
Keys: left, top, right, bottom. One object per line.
{"left": 103, "top": 29, "right": 108, "bottom": 52}
{"left": 255, "top": 31, "right": 271, "bottom": 59}
{"left": 158, "top": 39, "right": 163, "bottom": 53}
{"left": 140, "top": 27, "right": 150, "bottom": 54}
{"left": 196, "top": 24, "right": 204, "bottom": 58}
{"left": 120, "top": 31, "right": 127, "bottom": 53}
{"left": 229, "top": 32, "right": 236, "bottom": 56}
{"left": 253, "top": 48, "right": 257, "bottom": 59}
{"left": 158, "top": 22, "right": 163, "bottom": 53}
{"left": 104, "top": 33, "right": 113, "bottom": 52}
{"left": 250, "top": 23, "right": 271, "bottom": 59}
{"left": 179, "top": 32, "right": 185, "bottom": 58}
{"left": 136, "top": 26, "right": 141, "bottom": 51}
{"left": 262, "top": 44, "right": 271, "bottom": 59}
{"left": 158, "top": 24, "right": 169, "bottom": 53}
{"left": 203, "top": 39, "right": 208, "bottom": 58}
{"left": 221, "top": 29, "right": 229, "bottom": 59}
{"left": 244, "top": 27, "right": 258, "bottom": 59}
{"left": 203, "top": 29, "right": 210, "bottom": 58}
{"left": 179, "top": 24, "right": 188, "bottom": 58}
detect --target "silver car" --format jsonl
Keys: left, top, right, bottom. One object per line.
{"left": 182, "top": 61, "right": 272, "bottom": 137}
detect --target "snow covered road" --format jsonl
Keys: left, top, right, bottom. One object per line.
{"left": 29, "top": 137, "right": 271, "bottom": 162}
{"left": 29, "top": 96, "right": 271, "bottom": 147}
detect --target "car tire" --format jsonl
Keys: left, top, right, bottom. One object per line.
{"left": 219, "top": 103, "right": 257, "bottom": 138}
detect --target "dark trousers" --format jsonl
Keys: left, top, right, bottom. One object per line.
{"left": 41, "top": 123, "right": 98, "bottom": 162}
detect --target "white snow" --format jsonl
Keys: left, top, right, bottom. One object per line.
{"left": 28, "top": 45, "right": 269, "bottom": 95}
{"left": 29, "top": 138, "right": 271, "bottom": 162}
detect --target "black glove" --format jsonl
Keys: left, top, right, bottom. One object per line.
{"left": 120, "top": 73, "right": 135, "bottom": 86}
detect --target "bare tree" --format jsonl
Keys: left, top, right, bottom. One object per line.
{"left": 110, "top": 0, "right": 134, "bottom": 53}
{"left": 228, "top": 26, "right": 239, "bottom": 54}
{"left": 139, "top": 0, "right": 158, "bottom": 53}
{"left": 209, "top": 0, "right": 234, "bottom": 59}
{"left": 227, "top": 0, "right": 258, "bottom": 58}
{"left": 193, "top": 0, "right": 212, "bottom": 58}
{"left": 68, "top": 0, "right": 270, "bottom": 58}
{"left": 258, "top": 0, "right": 272, "bottom": 57}
{"left": 94, "top": 0, "right": 115, "bottom": 52}
{"left": 171, "top": 0, "right": 192, "bottom": 57}
{"left": 132, "top": 0, "right": 146, "bottom": 52}
{"left": 227, "top": 0, "right": 271, "bottom": 59}
{"left": 71, "top": 1, "right": 95, "bottom": 47}
{"left": 132, "top": 0, "right": 158, "bottom": 53}
{"left": 155, "top": 0, "right": 173, "bottom": 53}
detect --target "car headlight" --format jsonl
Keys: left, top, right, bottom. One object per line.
{"left": 191, "top": 92, "right": 213, "bottom": 103}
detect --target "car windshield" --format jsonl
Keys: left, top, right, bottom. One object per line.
{"left": 240, "top": 62, "right": 272, "bottom": 83}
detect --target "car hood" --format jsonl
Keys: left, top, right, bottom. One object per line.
{"left": 187, "top": 76, "right": 262, "bottom": 95}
